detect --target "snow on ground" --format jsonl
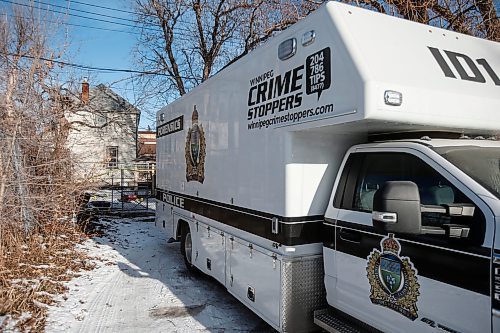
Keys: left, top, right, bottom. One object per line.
{"left": 46, "top": 217, "right": 274, "bottom": 333}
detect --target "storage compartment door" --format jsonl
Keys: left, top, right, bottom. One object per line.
{"left": 198, "top": 223, "right": 226, "bottom": 285}
{"left": 227, "top": 236, "right": 282, "bottom": 328}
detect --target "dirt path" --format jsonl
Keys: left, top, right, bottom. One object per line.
{"left": 46, "top": 217, "right": 273, "bottom": 332}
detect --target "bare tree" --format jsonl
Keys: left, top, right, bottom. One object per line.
{"left": 0, "top": 4, "right": 100, "bottom": 330}
{"left": 0, "top": 6, "right": 51, "bottom": 234}
{"left": 344, "top": 0, "right": 499, "bottom": 41}
{"left": 0, "top": 4, "right": 86, "bottom": 241}
{"left": 132, "top": 0, "right": 321, "bottom": 110}
{"left": 132, "top": 0, "right": 498, "bottom": 117}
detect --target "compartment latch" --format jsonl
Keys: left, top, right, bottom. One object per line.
{"left": 247, "top": 286, "right": 255, "bottom": 302}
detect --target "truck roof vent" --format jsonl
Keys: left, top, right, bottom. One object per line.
{"left": 420, "top": 136, "right": 431, "bottom": 141}
{"left": 474, "top": 136, "right": 485, "bottom": 140}
{"left": 459, "top": 134, "right": 470, "bottom": 139}
{"left": 278, "top": 38, "right": 297, "bottom": 60}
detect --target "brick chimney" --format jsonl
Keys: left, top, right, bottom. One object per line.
{"left": 81, "top": 79, "right": 89, "bottom": 104}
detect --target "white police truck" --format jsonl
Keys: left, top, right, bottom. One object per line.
{"left": 155, "top": 2, "right": 500, "bottom": 332}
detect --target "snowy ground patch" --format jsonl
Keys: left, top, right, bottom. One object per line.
{"left": 46, "top": 217, "right": 274, "bottom": 332}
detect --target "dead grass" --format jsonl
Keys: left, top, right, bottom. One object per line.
{"left": 0, "top": 221, "right": 96, "bottom": 332}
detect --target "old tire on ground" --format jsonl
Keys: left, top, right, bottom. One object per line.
{"left": 180, "top": 223, "right": 196, "bottom": 272}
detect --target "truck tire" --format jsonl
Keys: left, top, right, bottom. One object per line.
{"left": 180, "top": 223, "right": 196, "bottom": 272}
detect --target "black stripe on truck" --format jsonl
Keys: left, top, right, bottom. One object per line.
{"left": 156, "top": 188, "right": 323, "bottom": 246}
{"left": 323, "top": 220, "right": 490, "bottom": 296}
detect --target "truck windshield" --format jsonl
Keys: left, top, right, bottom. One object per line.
{"left": 434, "top": 146, "right": 500, "bottom": 199}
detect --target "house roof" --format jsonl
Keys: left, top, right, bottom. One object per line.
{"left": 89, "top": 84, "right": 141, "bottom": 115}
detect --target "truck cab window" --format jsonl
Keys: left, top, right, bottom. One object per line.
{"left": 347, "top": 152, "right": 485, "bottom": 246}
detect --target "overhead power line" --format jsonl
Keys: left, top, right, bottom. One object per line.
{"left": 32, "top": 0, "right": 140, "bottom": 24}
{"left": 65, "top": 0, "right": 193, "bottom": 24}
{"left": 1, "top": 52, "right": 199, "bottom": 80}
{"left": 59, "top": 21, "right": 140, "bottom": 34}
{"left": 0, "top": 0, "right": 224, "bottom": 39}
{"left": 4, "top": 13, "right": 242, "bottom": 49}
{"left": 0, "top": 0, "right": 245, "bottom": 46}
{"left": 8, "top": 13, "right": 140, "bottom": 34}
{"left": 67, "top": 0, "right": 142, "bottom": 16}
{"left": 2, "top": 0, "right": 194, "bottom": 31}
{"left": 0, "top": 0, "right": 157, "bottom": 31}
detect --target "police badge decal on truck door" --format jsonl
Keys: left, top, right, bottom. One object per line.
{"left": 366, "top": 234, "right": 420, "bottom": 320}
{"left": 185, "top": 105, "right": 206, "bottom": 183}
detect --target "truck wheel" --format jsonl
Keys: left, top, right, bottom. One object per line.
{"left": 180, "top": 223, "right": 196, "bottom": 272}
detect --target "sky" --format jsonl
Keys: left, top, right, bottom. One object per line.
{"left": 1, "top": 0, "right": 155, "bottom": 129}
{"left": 49, "top": 0, "right": 154, "bottom": 129}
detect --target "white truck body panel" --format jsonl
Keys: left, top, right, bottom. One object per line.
{"left": 157, "top": 1, "right": 499, "bottom": 219}
{"left": 155, "top": 2, "right": 500, "bottom": 332}
{"left": 324, "top": 140, "right": 499, "bottom": 333}
{"left": 324, "top": 3, "right": 500, "bottom": 132}
{"left": 227, "top": 234, "right": 282, "bottom": 329}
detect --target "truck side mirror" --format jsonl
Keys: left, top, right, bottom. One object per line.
{"left": 372, "top": 181, "right": 422, "bottom": 235}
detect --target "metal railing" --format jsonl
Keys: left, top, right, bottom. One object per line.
{"left": 85, "top": 175, "right": 156, "bottom": 218}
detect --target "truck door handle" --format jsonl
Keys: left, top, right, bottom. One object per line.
{"left": 339, "top": 228, "right": 361, "bottom": 243}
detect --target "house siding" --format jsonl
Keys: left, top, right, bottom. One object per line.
{"left": 66, "top": 84, "right": 140, "bottom": 186}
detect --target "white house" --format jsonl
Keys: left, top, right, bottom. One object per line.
{"left": 66, "top": 82, "right": 140, "bottom": 186}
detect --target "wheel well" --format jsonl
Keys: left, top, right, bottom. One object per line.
{"left": 176, "top": 219, "right": 189, "bottom": 240}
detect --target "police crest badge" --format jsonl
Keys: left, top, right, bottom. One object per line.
{"left": 185, "top": 106, "right": 206, "bottom": 183}
{"left": 366, "top": 233, "right": 420, "bottom": 320}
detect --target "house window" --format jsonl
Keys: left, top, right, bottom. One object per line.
{"left": 106, "top": 146, "right": 118, "bottom": 168}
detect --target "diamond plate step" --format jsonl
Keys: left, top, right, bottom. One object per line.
{"left": 314, "top": 308, "right": 381, "bottom": 333}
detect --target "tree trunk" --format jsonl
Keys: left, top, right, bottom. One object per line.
{"left": 4, "top": 58, "right": 35, "bottom": 235}
{"left": 11, "top": 126, "right": 35, "bottom": 235}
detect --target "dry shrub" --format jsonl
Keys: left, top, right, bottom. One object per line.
{"left": 0, "top": 221, "right": 95, "bottom": 332}
{"left": 0, "top": 5, "right": 99, "bottom": 332}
